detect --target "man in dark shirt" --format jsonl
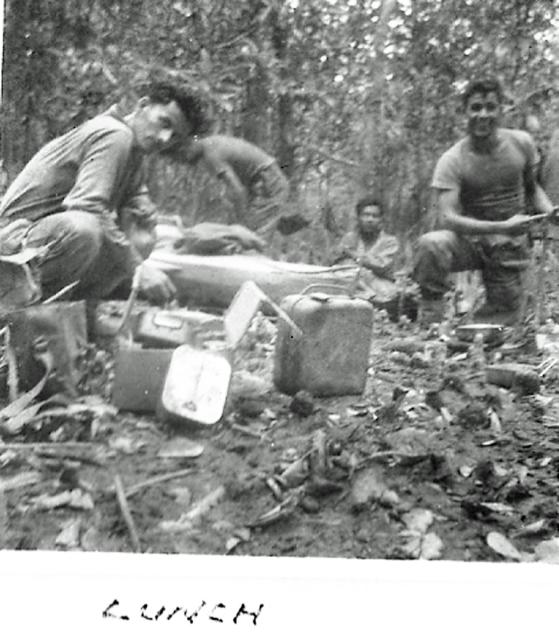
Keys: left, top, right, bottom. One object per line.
{"left": 413, "top": 77, "right": 554, "bottom": 325}
{"left": 0, "top": 81, "right": 208, "bottom": 305}
{"left": 182, "top": 135, "right": 294, "bottom": 242}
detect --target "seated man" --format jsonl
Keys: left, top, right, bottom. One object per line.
{"left": 413, "top": 77, "right": 554, "bottom": 325}
{"left": 331, "top": 196, "right": 400, "bottom": 304}
{"left": 182, "top": 135, "right": 306, "bottom": 242}
{"left": 0, "top": 80, "right": 208, "bottom": 309}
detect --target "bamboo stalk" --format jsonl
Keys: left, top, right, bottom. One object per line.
{"left": 114, "top": 474, "right": 142, "bottom": 553}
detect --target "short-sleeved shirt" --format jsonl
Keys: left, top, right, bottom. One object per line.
{"left": 432, "top": 128, "right": 538, "bottom": 222}
{"left": 334, "top": 229, "right": 399, "bottom": 280}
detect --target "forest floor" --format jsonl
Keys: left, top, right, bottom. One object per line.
{"left": 2, "top": 301, "right": 559, "bottom": 564}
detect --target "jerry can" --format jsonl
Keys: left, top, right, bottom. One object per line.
{"left": 273, "top": 285, "right": 373, "bottom": 397}
{"left": 159, "top": 345, "right": 232, "bottom": 428}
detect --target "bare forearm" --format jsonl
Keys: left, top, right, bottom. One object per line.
{"left": 443, "top": 210, "right": 506, "bottom": 235}
{"left": 529, "top": 184, "right": 555, "bottom": 215}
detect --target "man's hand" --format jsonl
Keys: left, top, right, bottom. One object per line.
{"left": 499, "top": 214, "right": 535, "bottom": 236}
{"left": 128, "top": 223, "right": 156, "bottom": 260}
{"left": 138, "top": 264, "right": 177, "bottom": 304}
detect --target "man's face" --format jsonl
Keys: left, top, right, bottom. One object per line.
{"left": 133, "top": 98, "right": 192, "bottom": 153}
{"left": 358, "top": 204, "right": 382, "bottom": 236}
{"left": 465, "top": 91, "right": 501, "bottom": 140}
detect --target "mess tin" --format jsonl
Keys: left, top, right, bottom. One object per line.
{"left": 158, "top": 345, "right": 232, "bottom": 428}
{"left": 134, "top": 309, "right": 194, "bottom": 348}
{"left": 158, "top": 281, "right": 267, "bottom": 428}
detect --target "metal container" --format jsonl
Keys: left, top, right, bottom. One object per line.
{"left": 273, "top": 285, "right": 373, "bottom": 397}
{"left": 454, "top": 323, "right": 504, "bottom": 345}
{"left": 134, "top": 309, "right": 194, "bottom": 348}
{"left": 112, "top": 346, "right": 173, "bottom": 412}
{"left": 159, "top": 345, "right": 232, "bottom": 427}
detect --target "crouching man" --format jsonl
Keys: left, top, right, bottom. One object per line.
{"left": 0, "top": 80, "right": 208, "bottom": 311}
{"left": 413, "top": 77, "right": 554, "bottom": 325}
{"left": 182, "top": 135, "right": 308, "bottom": 244}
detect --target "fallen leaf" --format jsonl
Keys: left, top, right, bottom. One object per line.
{"left": 167, "top": 487, "right": 192, "bottom": 507}
{"left": 486, "top": 531, "right": 521, "bottom": 561}
{"left": 0, "top": 471, "right": 42, "bottom": 492}
{"left": 31, "top": 488, "right": 94, "bottom": 511}
{"left": 420, "top": 532, "right": 444, "bottom": 559}
{"left": 225, "top": 536, "right": 241, "bottom": 553}
{"left": 233, "top": 527, "right": 251, "bottom": 542}
{"left": 480, "top": 502, "right": 515, "bottom": 516}
{"left": 159, "top": 486, "right": 225, "bottom": 532}
{"left": 351, "top": 467, "right": 400, "bottom": 510}
{"left": 514, "top": 519, "right": 547, "bottom": 538}
{"left": 81, "top": 526, "right": 101, "bottom": 551}
{"left": 402, "top": 508, "right": 434, "bottom": 534}
{"left": 55, "top": 518, "right": 82, "bottom": 549}
{"left": 158, "top": 437, "right": 204, "bottom": 459}
{"left": 480, "top": 439, "right": 501, "bottom": 447}
{"left": 248, "top": 494, "right": 298, "bottom": 528}
{"left": 0, "top": 490, "right": 7, "bottom": 548}
{"left": 534, "top": 538, "right": 559, "bottom": 563}
{"left": 459, "top": 465, "right": 474, "bottom": 478}
{"left": 402, "top": 531, "right": 444, "bottom": 560}
{"left": 212, "top": 519, "right": 234, "bottom": 533}
{"left": 109, "top": 436, "right": 140, "bottom": 455}
{"left": 0, "top": 451, "right": 18, "bottom": 468}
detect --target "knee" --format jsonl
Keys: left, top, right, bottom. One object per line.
{"left": 415, "top": 232, "right": 441, "bottom": 262}
{"left": 28, "top": 211, "right": 103, "bottom": 264}
{"left": 415, "top": 231, "right": 455, "bottom": 262}
{"left": 62, "top": 212, "right": 103, "bottom": 250}
{"left": 51, "top": 211, "right": 103, "bottom": 262}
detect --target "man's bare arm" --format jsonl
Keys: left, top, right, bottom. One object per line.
{"left": 202, "top": 153, "right": 249, "bottom": 216}
{"left": 439, "top": 188, "right": 534, "bottom": 236}
{"left": 528, "top": 183, "right": 555, "bottom": 217}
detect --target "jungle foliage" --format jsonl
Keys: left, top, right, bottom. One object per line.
{"left": 2, "top": 0, "right": 559, "bottom": 258}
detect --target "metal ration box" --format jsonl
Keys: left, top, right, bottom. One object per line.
{"left": 112, "top": 346, "right": 174, "bottom": 412}
{"left": 134, "top": 309, "right": 194, "bottom": 348}
{"left": 159, "top": 345, "right": 232, "bottom": 428}
{"left": 273, "top": 285, "right": 373, "bottom": 397}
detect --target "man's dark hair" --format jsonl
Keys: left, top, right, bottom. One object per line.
{"left": 355, "top": 195, "right": 382, "bottom": 216}
{"left": 462, "top": 77, "right": 503, "bottom": 107}
{"left": 143, "top": 81, "right": 210, "bottom": 136}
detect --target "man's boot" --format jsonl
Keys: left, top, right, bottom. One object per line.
{"left": 418, "top": 298, "right": 445, "bottom": 328}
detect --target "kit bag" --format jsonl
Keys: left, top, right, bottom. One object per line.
{"left": 6, "top": 301, "right": 87, "bottom": 397}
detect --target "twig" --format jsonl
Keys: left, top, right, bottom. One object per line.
{"left": 35, "top": 450, "right": 105, "bottom": 467}
{"left": 114, "top": 474, "right": 142, "bottom": 553}
{"left": 230, "top": 424, "right": 263, "bottom": 439}
{"left": 123, "top": 468, "right": 195, "bottom": 499}
{"left": 0, "top": 442, "right": 99, "bottom": 450}
{"left": 355, "top": 450, "right": 413, "bottom": 469}
{"left": 42, "top": 281, "right": 79, "bottom": 304}
{"left": 307, "top": 143, "right": 360, "bottom": 169}
{"left": 4, "top": 326, "right": 18, "bottom": 403}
